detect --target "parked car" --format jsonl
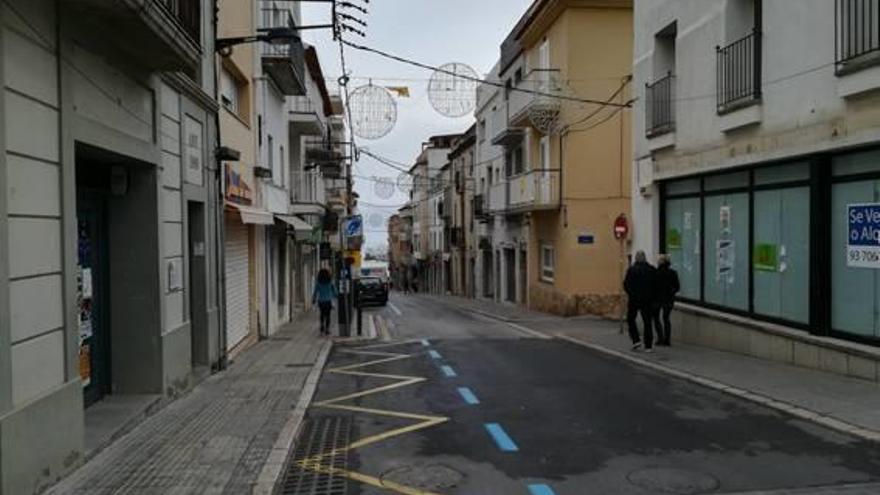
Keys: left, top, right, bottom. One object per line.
{"left": 356, "top": 276, "right": 388, "bottom": 306}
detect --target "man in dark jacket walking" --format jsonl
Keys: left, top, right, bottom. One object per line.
{"left": 624, "top": 251, "right": 657, "bottom": 351}
{"left": 654, "top": 254, "right": 680, "bottom": 346}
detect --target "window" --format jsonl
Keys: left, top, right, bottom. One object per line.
{"left": 647, "top": 23, "right": 677, "bottom": 137}
{"left": 832, "top": 150, "right": 880, "bottom": 339}
{"left": 664, "top": 196, "right": 701, "bottom": 300}
{"left": 753, "top": 187, "right": 809, "bottom": 323}
{"left": 220, "top": 68, "right": 239, "bottom": 115}
{"left": 540, "top": 136, "right": 550, "bottom": 170}
{"left": 541, "top": 244, "right": 555, "bottom": 282}
{"left": 835, "top": 0, "right": 880, "bottom": 74}
{"left": 703, "top": 193, "right": 750, "bottom": 310}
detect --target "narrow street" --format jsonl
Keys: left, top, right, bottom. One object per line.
{"left": 283, "top": 294, "right": 880, "bottom": 495}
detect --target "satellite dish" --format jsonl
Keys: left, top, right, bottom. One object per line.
{"left": 428, "top": 62, "right": 479, "bottom": 118}
{"left": 349, "top": 84, "right": 398, "bottom": 140}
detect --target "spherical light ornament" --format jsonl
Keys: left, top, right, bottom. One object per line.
{"left": 349, "top": 85, "right": 398, "bottom": 140}
{"left": 373, "top": 176, "right": 395, "bottom": 199}
{"left": 396, "top": 173, "right": 414, "bottom": 194}
{"left": 428, "top": 62, "right": 479, "bottom": 118}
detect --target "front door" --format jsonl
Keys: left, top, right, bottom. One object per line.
{"left": 77, "top": 197, "right": 111, "bottom": 407}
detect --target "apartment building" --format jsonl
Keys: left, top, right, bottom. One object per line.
{"left": 483, "top": 0, "right": 633, "bottom": 316}
{"left": 0, "top": 0, "right": 222, "bottom": 491}
{"left": 449, "top": 125, "right": 477, "bottom": 297}
{"left": 632, "top": 0, "right": 880, "bottom": 379}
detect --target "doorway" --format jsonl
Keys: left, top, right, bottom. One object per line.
{"left": 188, "top": 202, "right": 209, "bottom": 369}
{"left": 505, "top": 248, "right": 516, "bottom": 303}
{"left": 77, "top": 194, "right": 111, "bottom": 407}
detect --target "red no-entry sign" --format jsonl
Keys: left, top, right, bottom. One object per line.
{"left": 614, "top": 214, "right": 629, "bottom": 240}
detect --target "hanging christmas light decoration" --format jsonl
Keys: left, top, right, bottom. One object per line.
{"left": 348, "top": 83, "right": 398, "bottom": 140}
{"left": 373, "top": 176, "right": 396, "bottom": 199}
{"left": 396, "top": 172, "right": 414, "bottom": 194}
{"left": 427, "top": 62, "right": 479, "bottom": 118}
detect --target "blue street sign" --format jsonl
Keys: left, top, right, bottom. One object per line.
{"left": 344, "top": 215, "right": 363, "bottom": 238}
{"left": 578, "top": 234, "right": 595, "bottom": 245}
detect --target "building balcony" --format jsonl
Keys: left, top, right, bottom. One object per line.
{"left": 507, "top": 169, "right": 560, "bottom": 213}
{"left": 646, "top": 72, "right": 675, "bottom": 138}
{"left": 508, "top": 69, "right": 563, "bottom": 128}
{"left": 717, "top": 30, "right": 762, "bottom": 114}
{"left": 304, "top": 138, "right": 343, "bottom": 179}
{"left": 489, "top": 102, "right": 522, "bottom": 147}
{"left": 290, "top": 171, "right": 326, "bottom": 216}
{"left": 290, "top": 96, "right": 325, "bottom": 135}
{"left": 836, "top": 0, "right": 880, "bottom": 75}
{"left": 260, "top": 1, "right": 306, "bottom": 96}
{"left": 487, "top": 181, "right": 508, "bottom": 214}
{"left": 62, "top": 0, "right": 201, "bottom": 71}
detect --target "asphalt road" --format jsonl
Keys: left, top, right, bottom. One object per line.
{"left": 284, "top": 293, "right": 880, "bottom": 495}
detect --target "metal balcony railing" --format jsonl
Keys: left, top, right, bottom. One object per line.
{"left": 717, "top": 30, "right": 762, "bottom": 113}
{"left": 157, "top": 0, "right": 201, "bottom": 44}
{"left": 836, "top": 0, "right": 880, "bottom": 74}
{"left": 645, "top": 72, "right": 675, "bottom": 138}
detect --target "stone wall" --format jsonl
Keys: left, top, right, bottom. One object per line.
{"left": 529, "top": 284, "right": 624, "bottom": 318}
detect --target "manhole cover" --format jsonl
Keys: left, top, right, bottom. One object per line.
{"left": 281, "top": 417, "right": 351, "bottom": 495}
{"left": 627, "top": 468, "right": 720, "bottom": 494}
{"left": 380, "top": 464, "right": 464, "bottom": 491}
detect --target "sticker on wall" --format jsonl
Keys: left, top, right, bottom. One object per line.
{"left": 720, "top": 205, "right": 732, "bottom": 235}
{"left": 716, "top": 239, "right": 735, "bottom": 284}
{"left": 79, "top": 344, "right": 91, "bottom": 387}
{"left": 847, "top": 203, "right": 880, "bottom": 269}
{"left": 167, "top": 258, "right": 184, "bottom": 292}
{"left": 683, "top": 212, "right": 693, "bottom": 231}
{"left": 754, "top": 243, "right": 779, "bottom": 272}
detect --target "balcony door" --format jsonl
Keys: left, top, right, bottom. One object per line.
{"left": 540, "top": 136, "right": 551, "bottom": 203}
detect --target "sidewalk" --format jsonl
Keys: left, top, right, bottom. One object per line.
{"left": 433, "top": 295, "right": 880, "bottom": 442}
{"left": 48, "top": 312, "right": 332, "bottom": 495}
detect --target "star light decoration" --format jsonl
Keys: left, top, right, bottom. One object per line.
{"left": 349, "top": 84, "right": 398, "bottom": 140}
{"left": 428, "top": 62, "right": 479, "bottom": 118}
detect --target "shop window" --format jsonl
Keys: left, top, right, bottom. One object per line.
{"left": 703, "top": 193, "right": 749, "bottom": 310}
{"left": 666, "top": 178, "right": 700, "bottom": 195}
{"left": 753, "top": 187, "right": 810, "bottom": 323}
{"left": 541, "top": 244, "right": 555, "bottom": 282}
{"left": 665, "top": 197, "right": 701, "bottom": 299}
{"left": 704, "top": 171, "right": 749, "bottom": 191}
{"left": 831, "top": 178, "right": 880, "bottom": 339}
{"left": 755, "top": 162, "right": 809, "bottom": 184}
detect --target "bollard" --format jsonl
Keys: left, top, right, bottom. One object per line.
{"left": 357, "top": 305, "right": 363, "bottom": 336}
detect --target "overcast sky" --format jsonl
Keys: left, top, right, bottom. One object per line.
{"left": 301, "top": 0, "right": 533, "bottom": 250}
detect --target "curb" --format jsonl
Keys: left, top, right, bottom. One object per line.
{"left": 554, "top": 334, "right": 880, "bottom": 444}
{"left": 252, "top": 338, "right": 334, "bottom": 495}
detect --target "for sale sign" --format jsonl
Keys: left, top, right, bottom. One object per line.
{"left": 847, "top": 204, "right": 880, "bottom": 268}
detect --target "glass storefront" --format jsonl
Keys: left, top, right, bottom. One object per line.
{"left": 662, "top": 150, "right": 880, "bottom": 344}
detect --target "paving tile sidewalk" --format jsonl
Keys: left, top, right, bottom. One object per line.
{"left": 47, "top": 312, "right": 332, "bottom": 495}
{"left": 432, "top": 295, "right": 880, "bottom": 441}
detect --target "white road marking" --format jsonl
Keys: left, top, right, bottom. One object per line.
{"left": 389, "top": 303, "right": 403, "bottom": 316}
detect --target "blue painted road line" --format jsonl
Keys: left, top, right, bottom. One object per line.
{"left": 421, "top": 339, "right": 430, "bottom": 347}
{"left": 528, "top": 484, "right": 557, "bottom": 495}
{"left": 428, "top": 350, "right": 442, "bottom": 359}
{"left": 441, "top": 365, "right": 457, "bottom": 377}
{"left": 457, "top": 387, "right": 480, "bottom": 405}
{"left": 484, "top": 423, "right": 519, "bottom": 452}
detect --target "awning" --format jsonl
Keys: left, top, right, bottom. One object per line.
{"left": 276, "top": 215, "right": 313, "bottom": 236}
{"left": 226, "top": 202, "right": 274, "bottom": 225}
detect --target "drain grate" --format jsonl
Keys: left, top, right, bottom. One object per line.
{"left": 281, "top": 416, "right": 351, "bottom": 495}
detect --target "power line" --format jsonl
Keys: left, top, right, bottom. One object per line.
{"left": 341, "top": 40, "right": 632, "bottom": 109}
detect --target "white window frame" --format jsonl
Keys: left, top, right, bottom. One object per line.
{"left": 541, "top": 243, "right": 555, "bottom": 283}
{"left": 220, "top": 68, "right": 239, "bottom": 115}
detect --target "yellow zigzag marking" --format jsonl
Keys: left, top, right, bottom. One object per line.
{"left": 296, "top": 341, "right": 450, "bottom": 495}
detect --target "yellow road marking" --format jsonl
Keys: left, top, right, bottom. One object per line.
{"left": 296, "top": 342, "right": 451, "bottom": 495}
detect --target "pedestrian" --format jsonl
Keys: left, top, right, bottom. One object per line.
{"left": 624, "top": 250, "right": 657, "bottom": 352}
{"left": 312, "top": 269, "right": 337, "bottom": 336}
{"left": 653, "top": 254, "right": 680, "bottom": 346}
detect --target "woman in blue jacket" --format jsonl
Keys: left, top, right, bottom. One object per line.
{"left": 312, "top": 269, "right": 337, "bottom": 336}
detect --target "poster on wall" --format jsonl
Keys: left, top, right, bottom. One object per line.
{"left": 79, "top": 344, "right": 91, "bottom": 387}
{"left": 754, "top": 243, "right": 779, "bottom": 272}
{"left": 847, "top": 204, "right": 880, "bottom": 269}
{"left": 716, "top": 240, "right": 735, "bottom": 283}
{"left": 720, "top": 205, "right": 732, "bottom": 234}
{"left": 667, "top": 228, "right": 682, "bottom": 250}
{"left": 184, "top": 116, "right": 204, "bottom": 186}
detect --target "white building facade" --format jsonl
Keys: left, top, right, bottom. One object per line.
{"left": 633, "top": 0, "right": 880, "bottom": 379}
{"left": 0, "top": 0, "right": 223, "bottom": 491}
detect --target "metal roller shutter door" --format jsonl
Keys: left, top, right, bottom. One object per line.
{"left": 225, "top": 217, "right": 250, "bottom": 350}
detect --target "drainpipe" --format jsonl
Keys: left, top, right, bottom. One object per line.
{"left": 212, "top": 0, "right": 228, "bottom": 370}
